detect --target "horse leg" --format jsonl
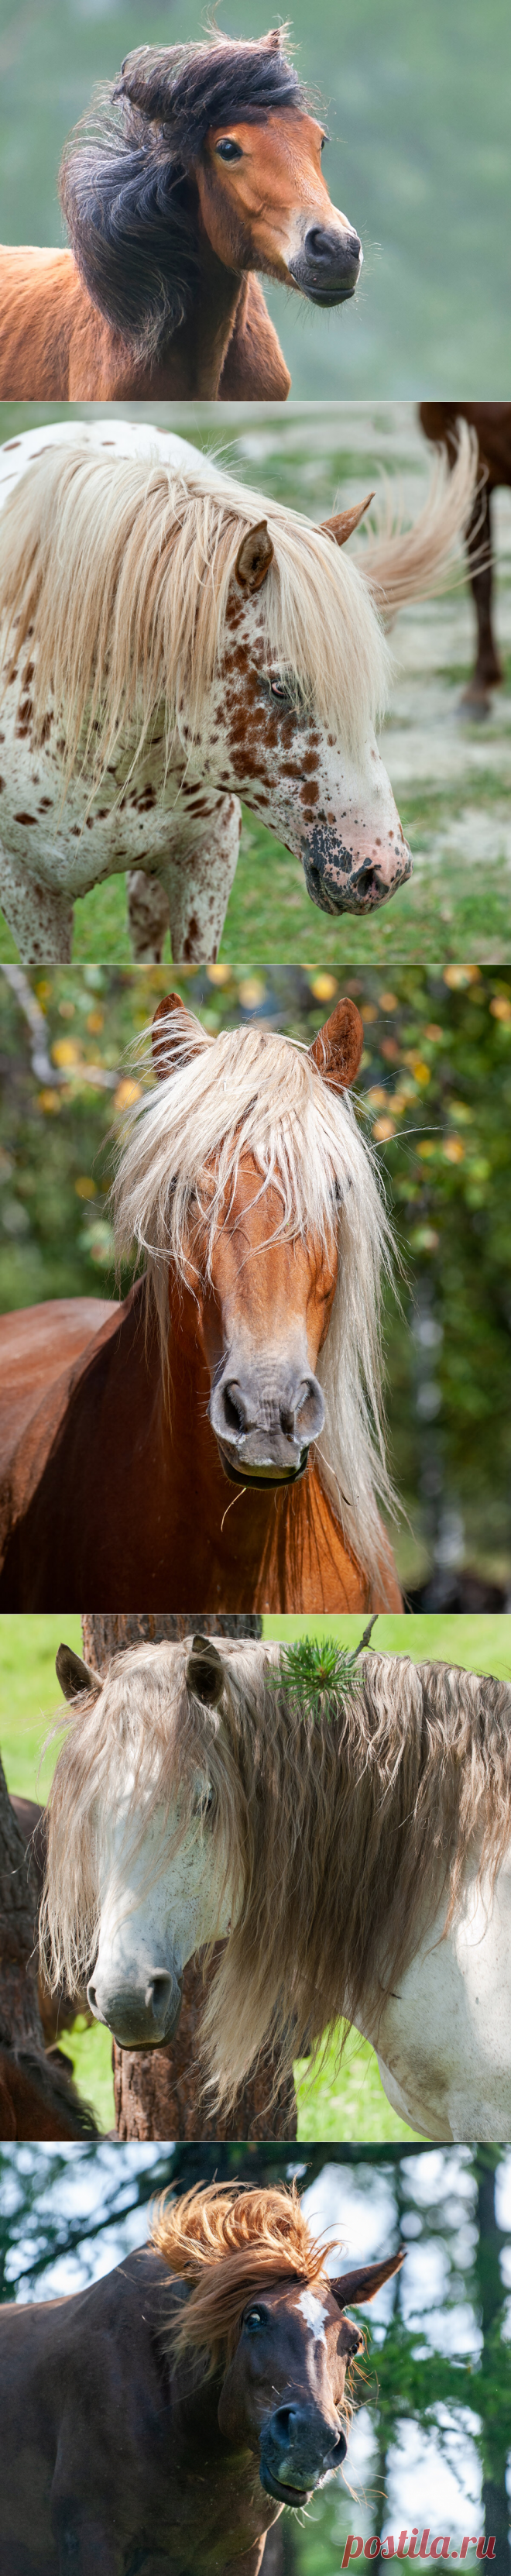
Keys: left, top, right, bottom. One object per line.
{"left": 0, "top": 846, "right": 74, "bottom": 961}
{"left": 126, "top": 870, "right": 170, "bottom": 961}
{"left": 159, "top": 795, "right": 242, "bottom": 961}
{"left": 461, "top": 484, "right": 503, "bottom": 710}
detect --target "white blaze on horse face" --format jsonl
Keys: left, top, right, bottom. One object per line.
{"left": 297, "top": 2290, "right": 330, "bottom": 2349}
{"left": 87, "top": 1774, "right": 238, "bottom": 2048}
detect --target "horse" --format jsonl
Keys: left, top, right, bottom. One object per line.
{"left": 0, "top": 29, "right": 364, "bottom": 405}
{"left": 0, "top": 413, "right": 478, "bottom": 964}
{"left": 0, "top": 2176, "right": 404, "bottom": 2574}
{"left": 41, "top": 1632, "right": 511, "bottom": 2144}
{"left": 0, "top": 991, "right": 404, "bottom": 1615}
{"left": 0, "top": 1779, "right": 97, "bottom": 2141}
{"left": 420, "top": 403, "right": 511, "bottom": 708}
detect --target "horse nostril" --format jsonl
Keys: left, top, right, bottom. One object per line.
{"left": 145, "top": 1971, "right": 176, "bottom": 2024}
{"left": 305, "top": 225, "right": 361, "bottom": 264}
{"left": 222, "top": 1382, "right": 249, "bottom": 1436}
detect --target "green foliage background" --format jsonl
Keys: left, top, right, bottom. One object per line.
{"left": 0, "top": 0, "right": 509, "bottom": 396}
{"left": 2, "top": 960, "right": 511, "bottom": 1588}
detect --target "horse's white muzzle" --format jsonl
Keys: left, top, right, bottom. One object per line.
{"left": 87, "top": 1963, "right": 183, "bottom": 2048}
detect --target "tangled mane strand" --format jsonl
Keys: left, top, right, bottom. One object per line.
{"left": 149, "top": 2179, "right": 340, "bottom": 2376}
{"left": 0, "top": 442, "right": 390, "bottom": 798}
{"left": 110, "top": 1008, "right": 398, "bottom": 1598}
{"left": 59, "top": 29, "right": 310, "bottom": 356}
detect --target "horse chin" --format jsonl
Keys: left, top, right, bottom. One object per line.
{"left": 259, "top": 2466, "right": 314, "bottom": 2505}
{"left": 302, "top": 283, "right": 357, "bottom": 305}
{"left": 218, "top": 1445, "right": 309, "bottom": 1489}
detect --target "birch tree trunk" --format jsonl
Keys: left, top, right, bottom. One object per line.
{"left": 81, "top": 1613, "right": 297, "bottom": 2144}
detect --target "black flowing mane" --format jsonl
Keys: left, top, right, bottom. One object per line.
{"left": 59, "top": 31, "right": 310, "bottom": 360}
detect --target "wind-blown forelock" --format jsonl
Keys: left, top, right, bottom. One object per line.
{"left": 150, "top": 2180, "right": 340, "bottom": 2375}
{"left": 110, "top": 1011, "right": 397, "bottom": 1594}
{"left": 0, "top": 442, "right": 390, "bottom": 793}
{"left": 40, "top": 1642, "right": 511, "bottom": 2117}
{"left": 58, "top": 33, "right": 310, "bottom": 353}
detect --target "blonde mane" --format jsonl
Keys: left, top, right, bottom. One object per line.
{"left": 41, "top": 1638, "right": 511, "bottom": 2108}
{"left": 110, "top": 1007, "right": 397, "bottom": 1594}
{"left": 0, "top": 440, "right": 390, "bottom": 786}
{"left": 149, "top": 2179, "right": 340, "bottom": 2375}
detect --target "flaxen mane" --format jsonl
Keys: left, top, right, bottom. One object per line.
{"left": 41, "top": 1639, "right": 511, "bottom": 2107}
{"left": 150, "top": 2179, "right": 339, "bottom": 2374}
{"left": 110, "top": 1006, "right": 396, "bottom": 1591}
{"left": 59, "top": 31, "right": 309, "bottom": 359}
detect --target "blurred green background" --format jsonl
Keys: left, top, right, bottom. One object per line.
{"left": 2, "top": 1563, "right": 510, "bottom": 2128}
{"left": 1, "top": 402, "right": 509, "bottom": 965}
{"left": 2, "top": 2142, "right": 510, "bottom": 2574}
{"left": 0, "top": 0, "right": 509, "bottom": 397}
{"left": 2, "top": 958, "right": 511, "bottom": 1598}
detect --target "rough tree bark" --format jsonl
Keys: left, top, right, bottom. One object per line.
{"left": 0, "top": 1749, "right": 97, "bottom": 2139}
{"left": 81, "top": 1613, "right": 297, "bottom": 2144}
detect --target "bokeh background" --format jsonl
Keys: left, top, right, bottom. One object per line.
{"left": 1, "top": 401, "right": 509, "bottom": 966}
{"left": 0, "top": 0, "right": 509, "bottom": 397}
{"left": 1, "top": 2141, "right": 510, "bottom": 2574}
{"left": 2, "top": 961, "right": 511, "bottom": 1601}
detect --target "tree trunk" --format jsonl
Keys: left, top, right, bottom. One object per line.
{"left": 81, "top": 1613, "right": 297, "bottom": 2144}
{"left": 0, "top": 1750, "right": 98, "bottom": 2139}
{"left": 474, "top": 2149, "right": 510, "bottom": 2573}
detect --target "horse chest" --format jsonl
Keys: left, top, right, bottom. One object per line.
{"left": 0, "top": 694, "right": 218, "bottom": 895}
{"left": 373, "top": 1857, "right": 511, "bottom": 2141}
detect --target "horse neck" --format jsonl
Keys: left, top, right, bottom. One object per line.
{"left": 134, "top": 209, "right": 246, "bottom": 398}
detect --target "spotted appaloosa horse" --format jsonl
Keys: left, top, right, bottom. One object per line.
{"left": 0, "top": 415, "right": 478, "bottom": 964}
{"left": 0, "top": 29, "right": 362, "bottom": 403}
{"left": 0, "top": 992, "right": 403, "bottom": 1614}
{"left": 420, "top": 403, "right": 511, "bottom": 707}
{"left": 0, "top": 2179, "right": 404, "bottom": 2574}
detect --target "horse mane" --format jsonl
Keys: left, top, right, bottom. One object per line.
{"left": 58, "top": 29, "right": 310, "bottom": 358}
{"left": 149, "top": 2179, "right": 339, "bottom": 2376}
{"left": 40, "top": 1639, "right": 511, "bottom": 2110}
{"left": 0, "top": 441, "right": 390, "bottom": 793}
{"left": 110, "top": 1008, "right": 397, "bottom": 1594}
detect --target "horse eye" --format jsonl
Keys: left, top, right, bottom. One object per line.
{"left": 270, "top": 679, "right": 290, "bottom": 702}
{"left": 245, "top": 2307, "right": 265, "bottom": 2330}
{"left": 215, "top": 138, "right": 243, "bottom": 161}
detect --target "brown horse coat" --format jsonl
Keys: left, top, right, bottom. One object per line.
{"left": 420, "top": 402, "right": 511, "bottom": 703}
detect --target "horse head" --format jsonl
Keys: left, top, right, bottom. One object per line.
{"left": 218, "top": 2252, "right": 404, "bottom": 2502}
{"left": 152, "top": 990, "right": 363, "bottom": 1487}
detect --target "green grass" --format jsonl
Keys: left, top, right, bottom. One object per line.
{"left": 3, "top": 1611, "right": 509, "bottom": 2138}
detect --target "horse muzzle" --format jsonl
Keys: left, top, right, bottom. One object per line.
{"left": 303, "top": 826, "right": 413, "bottom": 916}
{"left": 87, "top": 1967, "right": 183, "bottom": 2048}
{"left": 259, "top": 2406, "right": 347, "bottom": 2505}
{"left": 289, "top": 223, "right": 362, "bottom": 304}
{"left": 209, "top": 1364, "right": 325, "bottom": 1487}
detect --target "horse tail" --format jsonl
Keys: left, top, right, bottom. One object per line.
{"left": 357, "top": 418, "right": 482, "bottom": 624}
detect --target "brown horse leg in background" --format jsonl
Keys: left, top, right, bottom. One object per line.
{"left": 420, "top": 401, "right": 511, "bottom": 707}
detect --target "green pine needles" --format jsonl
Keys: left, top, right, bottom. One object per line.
{"left": 269, "top": 1616, "right": 378, "bottom": 1718}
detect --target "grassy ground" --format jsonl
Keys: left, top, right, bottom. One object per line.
{"left": 2, "top": 1612, "right": 509, "bottom": 2138}
{"left": 1, "top": 404, "right": 510, "bottom": 964}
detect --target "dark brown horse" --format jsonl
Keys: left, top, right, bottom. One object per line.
{"left": 0, "top": 2180, "right": 403, "bottom": 2574}
{"left": 0, "top": 30, "right": 362, "bottom": 402}
{"left": 420, "top": 403, "right": 511, "bottom": 707}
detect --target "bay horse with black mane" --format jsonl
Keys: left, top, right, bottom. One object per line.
{"left": 42, "top": 1632, "right": 511, "bottom": 2142}
{"left": 420, "top": 403, "right": 511, "bottom": 707}
{"left": 0, "top": 2179, "right": 403, "bottom": 2574}
{"left": 0, "top": 992, "right": 403, "bottom": 1615}
{"left": 0, "top": 28, "right": 362, "bottom": 401}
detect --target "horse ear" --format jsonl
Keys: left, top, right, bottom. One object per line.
{"left": 321, "top": 494, "right": 374, "bottom": 549}
{"left": 261, "top": 26, "right": 286, "bottom": 47}
{"left": 152, "top": 994, "right": 201, "bottom": 1081}
{"left": 56, "top": 1644, "right": 101, "bottom": 1702}
{"left": 330, "top": 2248, "right": 406, "bottom": 2310}
{"left": 186, "top": 1635, "right": 226, "bottom": 1708}
{"left": 309, "top": 997, "right": 364, "bottom": 1093}
{"left": 235, "top": 521, "right": 275, "bottom": 594}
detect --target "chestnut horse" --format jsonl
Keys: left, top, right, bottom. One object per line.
{"left": 0, "top": 415, "right": 478, "bottom": 964}
{"left": 420, "top": 402, "right": 511, "bottom": 707}
{"left": 0, "top": 29, "right": 362, "bottom": 403}
{"left": 42, "top": 1632, "right": 511, "bottom": 2141}
{"left": 0, "top": 993, "right": 403, "bottom": 1614}
{"left": 0, "top": 2179, "right": 404, "bottom": 2574}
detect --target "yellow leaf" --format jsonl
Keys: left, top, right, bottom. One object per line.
{"left": 113, "top": 1078, "right": 142, "bottom": 1113}
{"left": 51, "top": 1038, "right": 81, "bottom": 1068}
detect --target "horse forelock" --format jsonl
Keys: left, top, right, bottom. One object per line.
{"left": 109, "top": 1015, "right": 396, "bottom": 1592}
{"left": 149, "top": 2179, "right": 341, "bottom": 2376}
{"left": 0, "top": 443, "right": 390, "bottom": 796}
{"left": 115, "top": 31, "right": 309, "bottom": 154}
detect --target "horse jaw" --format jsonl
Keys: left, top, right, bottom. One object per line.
{"left": 86, "top": 1794, "right": 238, "bottom": 2048}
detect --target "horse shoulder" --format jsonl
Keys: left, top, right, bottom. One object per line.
{"left": 0, "top": 246, "right": 81, "bottom": 396}
{"left": 218, "top": 274, "right": 291, "bottom": 401}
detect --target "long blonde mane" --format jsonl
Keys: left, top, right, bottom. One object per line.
{"left": 110, "top": 1006, "right": 397, "bottom": 1594}
{"left": 0, "top": 425, "right": 477, "bottom": 791}
{"left": 149, "top": 2179, "right": 341, "bottom": 2375}
{"left": 41, "top": 1637, "right": 511, "bottom": 2108}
